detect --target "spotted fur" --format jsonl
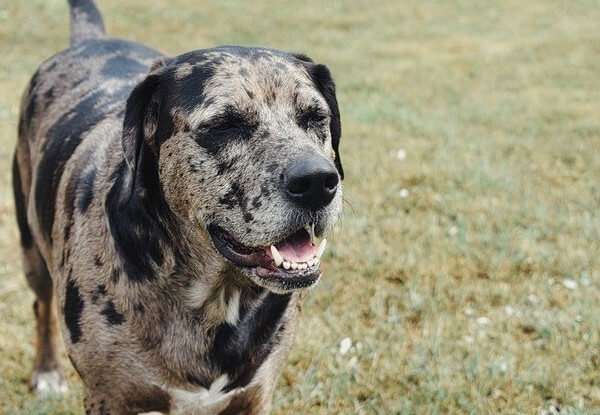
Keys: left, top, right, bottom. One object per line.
{"left": 13, "top": 0, "right": 342, "bottom": 413}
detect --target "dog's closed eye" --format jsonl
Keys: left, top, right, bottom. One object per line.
{"left": 200, "top": 108, "right": 257, "bottom": 136}
{"left": 297, "top": 106, "right": 328, "bottom": 131}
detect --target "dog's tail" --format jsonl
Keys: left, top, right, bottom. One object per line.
{"left": 68, "top": 0, "right": 106, "bottom": 45}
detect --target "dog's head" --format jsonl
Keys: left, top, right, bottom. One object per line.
{"left": 121, "top": 47, "right": 343, "bottom": 293}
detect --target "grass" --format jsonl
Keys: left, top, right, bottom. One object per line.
{"left": 1, "top": 0, "right": 600, "bottom": 413}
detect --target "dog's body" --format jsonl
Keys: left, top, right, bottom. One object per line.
{"left": 12, "top": 1, "right": 343, "bottom": 413}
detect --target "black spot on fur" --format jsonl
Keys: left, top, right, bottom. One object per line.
{"left": 216, "top": 156, "right": 238, "bottom": 176}
{"left": 34, "top": 88, "right": 122, "bottom": 243}
{"left": 111, "top": 268, "right": 120, "bottom": 283}
{"left": 101, "top": 300, "right": 125, "bottom": 325}
{"left": 97, "top": 284, "right": 106, "bottom": 295}
{"left": 171, "top": 64, "right": 216, "bottom": 113}
{"left": 101, "top": 56, "right": 147, "bottom": 79}
{"left": 72, "top": 38, "right": 160, "bottom": 62}
{"left": 23, "top": 70, "right": 40, "bottom": 134}
{"left": 219, "top": 182, "right": 250, "bottom": 215}
{"left": 64, "top": 279, "right": 84, "bottom": 343}
{"left": 134, "top": 302, "right": 145, "bottom": 314}
{"left": 77, "top": 168, "right": 96, "bottom": 213}
{"left": 212, "top": 292, "right": 291, "bottom": 391}
{"left": 94, "top": 255, "right": 103, "bottom": 267}
{"left": 106, "top": 160, "right": 173, "bottom": 282}
{"left": 260, "top": 183, "right": 271, "bottom": 197}
{"left": 12, "top": 155, "right": 33, "bottom": 249}
{"left": 251, "top": 195, "right": 262, "bottom": 209}
{"left": 43, "top": 87, "right": 54, "bottom": 101}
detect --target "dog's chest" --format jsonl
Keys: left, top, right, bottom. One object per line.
{"left": 166, "top": 374, "right": 257, "bottom": 414}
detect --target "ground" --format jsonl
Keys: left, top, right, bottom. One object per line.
{"left": 1, "top": 0, "right": 600, "bottom": 414}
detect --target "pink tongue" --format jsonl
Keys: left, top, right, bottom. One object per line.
{"left": 265, "top": 229, "right": 316, "bottom": 262}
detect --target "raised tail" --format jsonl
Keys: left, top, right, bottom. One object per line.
{"left": 68, "top": 0, "right": 105, "bottom": 45}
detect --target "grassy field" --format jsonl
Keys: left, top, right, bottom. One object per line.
{"left": 1, "top": 0, "right": 600, "bottom": 413}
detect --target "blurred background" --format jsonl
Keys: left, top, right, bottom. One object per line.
{"left": 1, "top": 1, "right": 599, "bottom": 414}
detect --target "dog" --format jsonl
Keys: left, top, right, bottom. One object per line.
{"left": 12, "top": 0, "right": 343, "bottom": 413}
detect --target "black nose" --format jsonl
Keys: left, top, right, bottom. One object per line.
{"left": 283, "top": 156, "right": 339, "bottom": 210}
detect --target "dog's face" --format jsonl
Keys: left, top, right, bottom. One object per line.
{"left": 121, "top": 47, "right": 343, "bottom": 293}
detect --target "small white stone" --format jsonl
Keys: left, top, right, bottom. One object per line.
{"left": 396, "top": 148, "right": 407, "bottom": 160}
{"left": 356, "top": 342, "right": 363, "bottom": 352}
{"left": 448, "top": 226, "right": 458, "bottom": 236}
{"left": 527, "top": 294, "right": 539, "bottom": 305}
{"left": 349, "top": 356, "right": 358, "bottom": 366}
{"left": 504, "top": 305, "right": 514, "bottom": 316}
{"left": 339, "top": 337, "right": 352, "bottom": 355}
{"left": 464, "top": 307, "right": 475, "bottom": 316}
{"left": 499, "top": 361, "right": 508, "bottom": 373}
{"left": 575, "top": 315, "right": 584, "bottom": 323}
{"left": 464, "top": 335, "right": 474, "bottom": 344}
{"left": 476, "top": 316, "right": 489, "bottom": 326}
{"left": 548, "top": 405, "right": 561, "bottom": 415}
{"left": 399, "top": 188, "right": 409, "bottom": 198}
{"left": 563, "top": 279, "right": 578, "bottom": 290}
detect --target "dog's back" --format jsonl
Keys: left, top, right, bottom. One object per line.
{"left": 12, "top": 0, "right": 165, "bottom": 399}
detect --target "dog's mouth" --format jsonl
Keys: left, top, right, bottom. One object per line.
{"left": 208, "top": 224, "right": 326, "bottom": 288}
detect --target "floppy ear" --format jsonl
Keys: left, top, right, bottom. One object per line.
{"left": 120, "top": 66, "right": 165, "bottom": 205}
{"left": 309, "top": 64, "right": 343, "bottom": 179}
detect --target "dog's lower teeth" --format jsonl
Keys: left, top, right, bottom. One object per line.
{"left": 277, "top": 257, "right": 321, "bottom": 270}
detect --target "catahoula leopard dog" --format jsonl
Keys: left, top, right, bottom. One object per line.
{"left": 12, "top": 0, "right": 343, "bottom": 413}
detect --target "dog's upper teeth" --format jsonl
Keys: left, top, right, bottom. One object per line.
{"left": 283, "top": 261, "right": 291, "bottom": 270}
{"left": 316, "top": 239, "right": 327, "bottom": 259}
{"left": 270, "top": 245, "right": 283, "bottom": 267}
{"left": 291, "top": 262, "right": 298, "bottom": 270}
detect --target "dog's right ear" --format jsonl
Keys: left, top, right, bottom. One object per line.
{"left": 120, "top": 61, "right": 166, "bottom": 206}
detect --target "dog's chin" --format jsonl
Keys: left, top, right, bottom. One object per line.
{"left": 207, "top": 224, "right": 325, "bottom": 294}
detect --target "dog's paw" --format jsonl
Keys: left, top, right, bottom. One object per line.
{"left": 30, "top": 369, "right": 69, "bottom": 394}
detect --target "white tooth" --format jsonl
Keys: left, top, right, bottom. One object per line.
{"left": 283, "top": 261, "right": 291, "bottom": 270}
{"left": 299, "top": 263, "right": 308, "bottom": 270}
{"left": 307, "top": 259, "right": 314, "bottom": 267}
{"left": 316, "top": 239, "right": 327, "bottom": 259}
{"left": 291, "top": 262, "right": 298, "bottom": 270}
{"left": 270, "top": 245, "right": 283, "bottom": 267}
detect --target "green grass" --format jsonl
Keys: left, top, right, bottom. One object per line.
{"left": 1, "top": 0, "right": 600, "bottom": 413}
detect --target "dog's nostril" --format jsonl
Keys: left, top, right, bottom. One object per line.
{"left": 287, "top": 177, "right": 312, "bottom": 195}
{"left": 324, "top": 173, "right": 338, "bottom": 191}
{"left": 283, "top": 156, "right": 339, "bottom": 210}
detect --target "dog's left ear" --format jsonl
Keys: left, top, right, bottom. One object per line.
{"left": 296, "top": 54, "right": 343, "bottom": 180}
{"left": 120, "top": 62, "right": 166, "bottom": 206}
{"left": 310, "top": 64, "right": 343, "bottom": 179}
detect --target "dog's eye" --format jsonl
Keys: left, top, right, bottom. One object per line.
{"left": 201, "top": 110, "right": 255, "bottom": 135}
{"left": 297, "top": 107, "right": 328, "bottom": 130}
